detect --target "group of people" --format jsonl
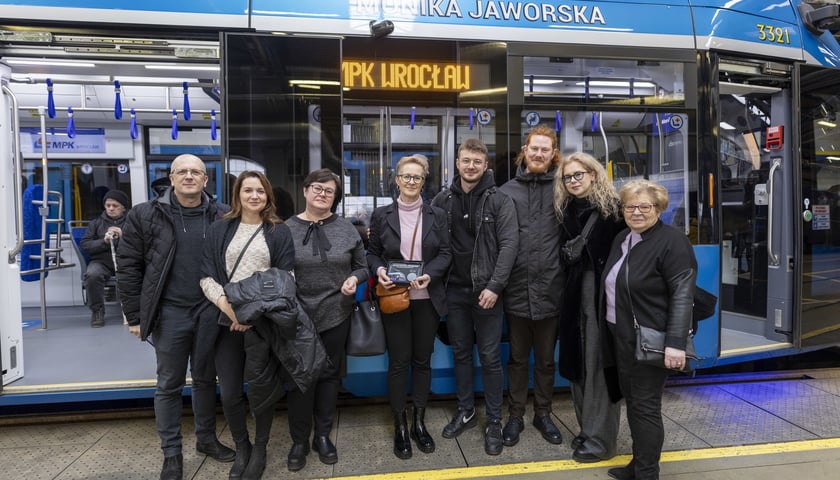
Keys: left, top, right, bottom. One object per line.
{"left": 109, "top": 122, "right": 698, "bottom": 480}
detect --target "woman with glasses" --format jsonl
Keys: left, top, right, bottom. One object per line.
{"left": 553, "top": 152, "right": 625, "bottom": 464}
{"left": 367, "top": 154, "right": 451, "bottom": 460}
{"left": 283, "top": 168, "right": 369, "bottom": 471}
{"left": 199, "top": 170, "right": 296, "bottom": 480}
{"left": 602, "top": 179, "right": 698, "bottom": 480}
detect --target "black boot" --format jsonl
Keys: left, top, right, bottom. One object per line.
{"left": 241, "top": 443, "right": 266, "bottom": 480}
{"left": 393, "top": 410, "right": 412, "bottom": 460}
{"left": 228, "top": 440, "right": 252, "bottom": 480}
{"left": 410, "top": 406, "right": 435, "bottom": 453}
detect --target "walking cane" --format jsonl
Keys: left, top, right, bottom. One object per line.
{"left": 107, "top": 232, "right": 128, "bottom": 325}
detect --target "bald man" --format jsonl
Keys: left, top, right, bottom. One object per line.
{"left": 118, "top": 154, "right": 232, "bottom": 480}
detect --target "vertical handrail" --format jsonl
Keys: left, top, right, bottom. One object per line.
{"left": 2, "top": 84, "right": 25, "bottom": 263}
{"left": 767, "top": 158, "right": 781, "bottom": 267}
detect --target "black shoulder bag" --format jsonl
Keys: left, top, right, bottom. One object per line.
{"left": 560, "top": 210, "right": 598, "bottom": 265}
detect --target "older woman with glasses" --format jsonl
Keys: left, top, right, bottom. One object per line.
{"left": 553, "top": 152, "right": 625, "bottom": 464}
{"left": 283, "top": 168, "right": 369, "bottom": 471}
{"left": 367, "top": 154, "right": 451, "bottom": 460}
{"left": 602, "top": 179, "right": 698, "bottom": 480}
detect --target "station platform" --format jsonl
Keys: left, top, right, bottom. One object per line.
{"left": 3, "top": 368, "right": 840, "bottom": 479}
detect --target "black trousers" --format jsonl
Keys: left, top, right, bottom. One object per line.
{"left": 286, "top": 318, "right": 350, "bottom": 441}
{"left": 506, "top": 314, "right": 558, "bottom": 417}
{"left": 215, "top": 327, "right": 274, "bottom": 446}
{"left": 382, "top": 299, "right": 439, "bottom": 413}
{"left": 609, "top": 323, "right": 670, "bottom": 480}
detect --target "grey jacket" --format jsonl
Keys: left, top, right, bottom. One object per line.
{"left": 432, "top": 172, "right": 519, "bottom": 294}
{"left": 498, "top": 163, "right": 564, "bottom": 320}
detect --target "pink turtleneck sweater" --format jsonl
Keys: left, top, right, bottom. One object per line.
{"left": 397, "top": 197, "right": 429, "bottom": 300}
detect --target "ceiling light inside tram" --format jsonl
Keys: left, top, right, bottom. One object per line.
{"left": 720, "top": 122, "right": 736, "bottom": 130}
{"left": 145, "top": 64, "right": 219, "bottom": 71}
{"left": 574, "top": 80, "right": 656, "bottom": 88}
{"left": 818, "top": 119, "right": 837, "bottom": 128}
{"left": 525, "top": 79, "right": 564, "bottom": 85}
{"left": 6, "top": 58, "right": 96, "bottom": 68}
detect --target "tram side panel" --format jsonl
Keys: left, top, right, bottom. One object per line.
{"left": 1, "top": 63, "right": 24, "bottom": 386}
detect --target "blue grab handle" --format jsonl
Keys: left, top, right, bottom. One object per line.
{"left": 46, "top": 78, "right": 56, "bottom": 118}
{"left": 410, "top": 106, "right": 416, "bottom": 129}
{"left": 529, "top": 75, "right": 534, "bottom": 93}
{"left": 67, "top": 107, "right": 76, "bottom": 138}
{"left": 130, "top": 108, "right": 138, "bottom": 139}
{"left": 591, "top": 112, "right": 598, "bottom": 132}
{"left": 556, "top": 111, "right": 562, "bottom": 131}
{"left": 210, "top": 109, "right": 217, "bottom": 140}
{"left": 469, "top": 108, "right": 474, "bottom": 130}
{"left": 182, "top": 82, "right": 191, "bottom": 120}
{"left": 171, "top": 109, "right": 178, "bottom": 140}
{"left": 629, "top": 77, "right": 635, "bottom": 98}
{"left": 585, "top": 76, "right": 590, "bottom": 101}
{"left": 114, "top": 80, "right": 122, "bottom": 119}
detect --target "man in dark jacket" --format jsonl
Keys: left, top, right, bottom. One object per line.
{"left": 498, "top": 125, "right": 565, "bottom": 447}
{"left": 432, "top": 138, "right": 518, "bottom": 456}
{"left": 80, "top": 189, "right": 128, "bottom": 327}
{"left": 118, "top": 154, "right": 232, "bottom": 480}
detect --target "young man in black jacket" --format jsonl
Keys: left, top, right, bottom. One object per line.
{"left": 118, "top": 154, "right": 232, "bottom": 480}
{"left": 432, "top": 138, "right": 518, "bottom": 455}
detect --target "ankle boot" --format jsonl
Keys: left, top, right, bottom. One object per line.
{"left": 241, "top": 443, "right": 266, "bottom": 480}
{"left": 410, "top": 406, "right": 435, "bottom": 453}
{"left": 393, "top": 410, "right": 412, "bottom": 460}
{"left": 229, "top": 440, "right": 252, "bottom": 480}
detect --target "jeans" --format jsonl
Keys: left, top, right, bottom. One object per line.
{"left": 152, "top": 304, "right": 219, "bottom": 457}
{"left": 506, "top": 314, "right": 558, "bottom": 418}
{"left": 445, "top": 285, "right": 504, "bottom": 421}
{"left": 84, "top": 260, "right": 113, "bottom": 312}
{"left": 382, "top": 299, "right": 439, "bottom": 413}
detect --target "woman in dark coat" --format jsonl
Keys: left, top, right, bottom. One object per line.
{"left": 200, "top": 171, "right": 295, "bottom": 480}
{"left": 554, "top": 152, "right": 624, "bottom": 463}
{"left": 602, "top": 179, "right": 697, "bottom": 480}
{"left": 367, "top": 154, "right": 451, "bottom": 460}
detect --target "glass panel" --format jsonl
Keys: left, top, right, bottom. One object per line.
{"left": 800, "top": 65, "right": 840, "bottom": 347}
{"left": 224, "top": 33, "right": 342, "bottom": 219}
{"left": 522, "top": 57, "right": 687, "bottom": 107}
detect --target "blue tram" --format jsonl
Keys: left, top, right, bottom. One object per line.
{"left": 2, "top": 0, "right": 840, "bottom": 408}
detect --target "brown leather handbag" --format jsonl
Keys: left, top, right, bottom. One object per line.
{"left": 375, "top": 283, "right": 410, "bottom": 314}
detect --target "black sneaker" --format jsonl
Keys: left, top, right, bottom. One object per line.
{"left": 502, "top": 415, "right": 524, "bottom": 447}
{"left": 484, "top": 419, "right": 503, "bottom": 455}
{"left": 441, "top": 408, "right": 477, "bottom": 439}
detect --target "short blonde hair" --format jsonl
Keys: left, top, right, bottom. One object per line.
{"left": 396, "top": 154, "right": 430, "bottom": 177}
{"left": 618, "top": 179, "right": 669, "bottom": 212}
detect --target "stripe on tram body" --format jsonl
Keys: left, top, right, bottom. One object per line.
{"left": 328, "top": 439, "right": 840, "bottom": 480}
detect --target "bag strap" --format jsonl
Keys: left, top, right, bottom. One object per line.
{"left": 408, "top": 209, "right": 422, "bottom": 261}
{"left": 229, "top": 225, "right": 263, "bottom": 280}
{"left": 580, "top": 210, "right": 598, "bottom": 240}
{"left": 623, "top": 234, "right": 640, "bottom": 329}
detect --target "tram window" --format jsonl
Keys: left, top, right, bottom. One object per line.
{"left": 23, "top": 160, "right": 132, "bottom": 226}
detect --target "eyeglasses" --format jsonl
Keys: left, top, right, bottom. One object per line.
{"left": 562, "top": 171, "right": 590, "bottom": 184}
{"left": 623, "top": 203, "right": 654, "bottom": 213}
{"left": 459, "top": 158, "right": 486, "bottom": 167}
{"left": 309, "top": 184, "right": 336, "bottom": 197}
{"left": 398, "top": 174, "right": 424, "bottom": 184}
{"left": 171, "top": 168, "right": 206, "bottom": 178}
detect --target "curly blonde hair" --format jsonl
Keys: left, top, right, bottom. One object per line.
{"left": 553, "top": 152, "right": 621, "bottom": 221}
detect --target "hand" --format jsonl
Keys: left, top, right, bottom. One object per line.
{"left": 410, "top": 274, "right": 430, "bottom": 290}
{"left": 128, "top": 325, "right": 141, "bottom": 339}
{"left": 478, "top": 289, "right": 498, "bottom": 309}
{"left": 664, "top": 346, "right": 686, "bottom": 370}
{"left": 341, "top": 276, "right": 359, "bottom": 296}
{"left": 230, "top": 319, "right": 252, "bottom": 332}
{"left": 377, "top": 268, "right": 395, "bottom": 288}
{"left": 105, "top": 227, "right": 121, "bottom": 243}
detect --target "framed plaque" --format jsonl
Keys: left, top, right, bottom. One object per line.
{"left": 387, "top": 260, "right": 424, "bottom": 285}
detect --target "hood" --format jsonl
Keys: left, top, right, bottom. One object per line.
{"left": 451, "top": 170, "right": 497, "bottom": 196}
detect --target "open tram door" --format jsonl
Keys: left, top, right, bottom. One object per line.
{"left": 797, "top": 64, "right": 840, "bottom": 351}
{"left": 0, "top": 61, "right": 25, "bottom": 387}
{"left": 715, "top": 56, "right": 799, "bottom": 360}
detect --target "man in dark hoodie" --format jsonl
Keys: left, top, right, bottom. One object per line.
{"left": 80, "top": 189, "right": 129, "bottom": 327}
{"left": 118, "top": 154, "right": 232, "bottom": 480}
{"left": 498, "top": 125, "right": 565, "bottom": 448}
{"left": 432, "top": 138, "right": 518, "bottom": 455}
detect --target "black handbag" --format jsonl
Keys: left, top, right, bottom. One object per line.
{"left": 634, "top": 322, "right": 700, "bottom": 371}
{"left": 346, "top": 286, "right": 386, "bottom": 356}
{"left": 693, "top": 286, "right": 717, "bottom": 322}
{"left": 560, "top": 211, "right": 597, "bottom": 265}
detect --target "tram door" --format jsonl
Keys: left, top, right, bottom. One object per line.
{"left": 716, "top": 58, "right": 796, "bottom": 352}
{"left": 1, "top": 62, "right": 25, "bottom": 387}
{"left": 799, "top": 65, "right": 840, "bottom": 348}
